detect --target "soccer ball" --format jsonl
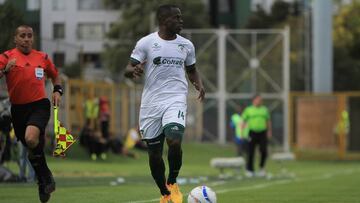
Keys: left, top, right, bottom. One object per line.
{"left": 187, "top": 185, "right": 217, "bottom": 203}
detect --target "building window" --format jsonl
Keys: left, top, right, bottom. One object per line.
{"left": 80, "top": 53, "right": 102, "bottom": 68}
{"left": 52, "top": 0, "right": 65, "bottom": 11}
{"left": 53, "top": 23, "right": 65, "bottom": 39}
{"left": 78, "top": 0, "right": 105, "bottom": 10}
{"left": 27, "top": 0, "right": 40, "bottom": 11}
{"left": 77, "top": 23, "right": 104, "bottom": 40}
{"left": 53, "top": 52, "right": 65, "bottom": 68}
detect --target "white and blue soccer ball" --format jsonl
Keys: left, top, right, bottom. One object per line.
{"left": 187, "top": 185, "right": 217, "bottom": 203}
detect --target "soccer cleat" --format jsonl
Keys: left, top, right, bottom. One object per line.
{"left": 38, "top": 173, "right": 56, "bottom": 203}
{"left": 245, "top": 170, "right": 255, "bottom": 178}
{"left": 167, "top": 183, "right": 183, "bottom": 203}
{"left": 91, "top": 153, "right": 97, "bottom": 161}
{"left": 257, "top": 169, "right": 267, "bottom": 177}
{"left": 160, "top": 194, "right": 172, "bottom": 203}
{"left": 100, "top": 153, "right": 107, "bottom": 160}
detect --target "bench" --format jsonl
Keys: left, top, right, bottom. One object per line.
{"left": 210, "top": 157, "right": 245, "bottom": 176}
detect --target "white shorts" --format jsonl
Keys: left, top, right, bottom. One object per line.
{"left": 139, "top": 102, "right": 187, "bottom": 140}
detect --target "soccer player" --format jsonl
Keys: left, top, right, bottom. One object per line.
{"left": 242, "top": 95, "right": 272, "bottom": 177}
{"left": 0, "top": 25, "right": 62, "bottom": 202}
{"left": 124, "top": 4, "right": 205, "bottom": 203}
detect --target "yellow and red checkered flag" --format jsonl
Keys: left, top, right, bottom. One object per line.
{"left": 53, "top": 106, "right": 75, "bottom": 157}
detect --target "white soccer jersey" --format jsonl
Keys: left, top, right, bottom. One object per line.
{"left": 130, "top": 32, "right": 196, "bottom": 107}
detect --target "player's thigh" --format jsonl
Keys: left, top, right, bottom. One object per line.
{"left": 139, "top": 106, "right": 163, "bottom": 140}
{"left": 162, "top": 103, "right": 186, "bottom": 140}
{"left": 27, "top": 99, "right": 50, "bottom": 132}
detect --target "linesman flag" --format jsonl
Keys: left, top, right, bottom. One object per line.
{"left": 53, "top": 106, "right": 75, "bottom": 157}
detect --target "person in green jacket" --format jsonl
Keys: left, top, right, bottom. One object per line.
{"left": 242, "top": 95, "right": 272, "bottom": 177}
{"left": 230, "top": 105, "right": 249, "bottom": 156}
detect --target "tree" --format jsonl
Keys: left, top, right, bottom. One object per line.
{"left": 0, "top": 1, "right": 24, "bottom": 52}
{"left": 333, "top": 2, "right": 360, "bottom": 90}
{"left": 103, "top": 0, "right": 209, "bottom": 77}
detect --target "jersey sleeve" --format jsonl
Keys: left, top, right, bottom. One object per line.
{"left": 264, "top": 107, "right": 270, "bottom": 120}
{"left": 0, "top": 53, "right": 9, "bottom": 70}
{"left": 44, "top": 54, "right": 59, "bottom": 79}
{"left": 130, "top": 37, "right": 147, "bottom": 63}
{"left": 185, "top": 41, "right": 196, "bottom": 67}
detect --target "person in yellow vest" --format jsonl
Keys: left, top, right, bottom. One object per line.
{"left": 242, "top": 95, "right": 272, "bottom": 177}
{"left": 230, "top": 105, "right": 249, "bottom": 156}
{"left": 335, "top": 110, "right": 350, "bottom": 136}
{"left": 84, "top": 94, "right": 99, "bottom": 131}
{"left": 124, "top": 125, "right": 147, "bottom": 151}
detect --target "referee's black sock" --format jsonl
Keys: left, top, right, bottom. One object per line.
{"left": 167, "top": 143, "right": 182, "bottom": 185}
{"left": 28, "top": 145, "right": 51, "bottom": 181}
{"left": 149, "top": 152, "right": 170, "bottom": 195}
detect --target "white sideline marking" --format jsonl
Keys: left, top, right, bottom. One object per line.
{"left": 126, "top": 169, "right": 359, "bottom": 203}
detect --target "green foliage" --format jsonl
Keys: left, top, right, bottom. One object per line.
{"left": 333, "top": 2, "right": 360, "bottom": 90}
{"left": 62, "top": 62, "right": 83, "bottom": 78}
{"left": 246, "top": 1, "right": 292, "bottom": 29}
{"left": 103, "top": 0, "right": 209, "bottom": 75}
{"left": 0, "top": 1, "right": 24, "bottom": 52}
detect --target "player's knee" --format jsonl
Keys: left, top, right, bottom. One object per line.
{"left": 25, "top": 136, "right": 39, "bottom": 149}
{"left": 164, "top": 123, "right": 184, "bottom": 141}
{"left": 25, "top": 126, "right": 41, "bottom": 149}
{"left": 146, "top": 138, "right": 164, "bottom": 156}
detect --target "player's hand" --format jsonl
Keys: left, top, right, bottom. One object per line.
{"left": 267, "top": 131, "right": 272, "bottom": 139}
{"left": 133, "top": 61, "right": 146, "bottom": 79}
{"left": 52, "top": 92, "right": 61, "bottom": 107}
{"left": 192, "top": 82, "right": 205, "bottom": 102}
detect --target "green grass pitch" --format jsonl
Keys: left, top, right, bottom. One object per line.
{"left": 1, "top": 143, "right": 359, "bottom": 203}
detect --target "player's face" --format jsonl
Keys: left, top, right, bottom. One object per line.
{"left": 164, "top": 8, "right": 183, "bottom": 34}
{"left": 14, "top": 27, "right": 33, "bottom": 54}
{"left": 253, "top": 96, "right": 262, "bottom": 106}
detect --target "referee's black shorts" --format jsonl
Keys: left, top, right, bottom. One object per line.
{"left": 11, "top": 98, "right": 50, "bottom": 147}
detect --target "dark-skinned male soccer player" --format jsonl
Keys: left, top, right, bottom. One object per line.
{"left": 124, "top": 4, "right": 205, "bottom": 203}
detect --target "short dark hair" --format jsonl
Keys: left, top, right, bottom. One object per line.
{"left": 156, "top": 4, "right": 179, "bottom": 25}
{"left": 15, "top": 25, "right": 33, "bottom": 35}
{"left": 252, "top": 94, "right": 261, "bottom": 100}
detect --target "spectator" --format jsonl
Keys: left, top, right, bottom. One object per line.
{"left": 18, "top": 142, "right": 35, "bottom": 182}
{"left": 99, "top": 96, "right": 110, "bottom": 140}
{"left": 124, "top": 126, "right": 147, "bottom": 152}
{"left": 230, "top": 105, "right": 249, "bottom": 156}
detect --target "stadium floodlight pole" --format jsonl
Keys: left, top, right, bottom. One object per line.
{"left": 283, "top": 26, "right": 290, "bottom": 152}
{"left": 217, "top": 26, "right": 227, "bottom": 145}
{"left": 312, "top": 0, "right": 333, "bottom": 93}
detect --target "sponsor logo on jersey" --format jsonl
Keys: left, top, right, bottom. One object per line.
{"left": 153, "top": 56, "right": 184, "bottom": 67}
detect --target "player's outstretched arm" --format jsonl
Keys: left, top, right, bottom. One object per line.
{"left": 124, "top": 59, "right": 145, "bottom": 79}
{"left": 186, "top": 64, "right": 205, "bottom": 102}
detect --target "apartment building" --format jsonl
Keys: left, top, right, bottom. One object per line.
{"left": 40, "top": 0, "right": 119, "bottom": 69}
